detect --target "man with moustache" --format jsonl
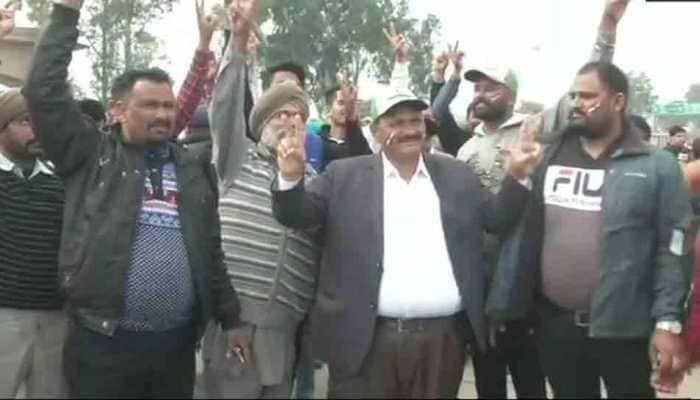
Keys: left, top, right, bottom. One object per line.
{"left": 500, "top": 61, "right": 692, "bottom": 398}
{"left": 270, "top": 86, "right": 541, "bottom": 398}
{"left": 430, "top": 1, "right": 630, "bottom": 397}
{"left": 0, "top": 89, "right": 67, "bottom": 398}
{"left": 202, "top": 0, "right": 319, "bottom": 395}
{"left": 22, "top": 1, "right": 245, "bottom": 397}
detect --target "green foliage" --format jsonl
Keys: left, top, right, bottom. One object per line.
{"left": 686, "top": 83, "right": 700, "bottom": 103}
{"left": 23, "top": 0, "right": 51, "bottom": 25}
{"left": 258, "top": 0, "right": 440, "bottom": 106}
{"left": 626, "top": 71, "right": 658, "bottom": 116}
{"left": 26, "top": 0, "right": 174, "bottom": 102}
{"left": 83, "top": 0, "right": 175, "bottom": 102}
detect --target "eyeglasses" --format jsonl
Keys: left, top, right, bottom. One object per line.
{"left": 1, "top": 115, "right": 30, "bottom": 131}
{"left": 271, "top": 110, "right": 305, "bottom": 121}
{"left": 10, "top": 115, "right": 31, "bottom": 126}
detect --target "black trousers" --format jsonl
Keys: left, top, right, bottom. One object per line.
{"left": 63, "top": 320, "right": 196, "bottom": 399}
{"left": 536, "top": 311, "right": 655, "bottom": 399}
{"left": 472, "top": 319, "right": 546, "bottom": 399}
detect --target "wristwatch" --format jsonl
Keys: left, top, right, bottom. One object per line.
{"left": 656, "top": 321, "right": 683, "bottom": 335}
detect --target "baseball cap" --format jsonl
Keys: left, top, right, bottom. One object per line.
{"left": 464, "top": 65, "right": 519, "bottom": 93}
{"left": 370, "top": 88, "right": 428, "bottom": 123}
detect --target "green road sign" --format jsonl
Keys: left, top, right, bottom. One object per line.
{"left": 654, "top": 102, "right": 700, "bottom": 116}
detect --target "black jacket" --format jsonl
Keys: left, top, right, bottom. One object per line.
{"left": 23, "top": 5, "right": 241, "bottom": 337}
{"left": 319, "top": 121, "right": 372, "bottom": 172}
{"left": 272, "top": 153, "right": 528, "bottom": 377}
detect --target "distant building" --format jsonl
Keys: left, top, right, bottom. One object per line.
{"left": 0, "top": 26, "right": 40, "bottom": 88}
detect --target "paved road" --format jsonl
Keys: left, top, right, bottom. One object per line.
{"left": 310, "top": 362, "right": 700, "bottom": 399}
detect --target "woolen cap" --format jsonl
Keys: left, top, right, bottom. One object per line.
{"left": 0, "top": 89, "right": 28, "bottom": 129}
{"left": 249, "top": 81, "right": 309, "bottom": 142}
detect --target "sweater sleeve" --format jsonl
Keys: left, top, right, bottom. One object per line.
{"left": 209, "top": 45, "right": 253, "bottom": 191}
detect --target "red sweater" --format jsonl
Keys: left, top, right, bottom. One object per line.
{"left": 685, "top": 234, "right": 700, "bottom": 363}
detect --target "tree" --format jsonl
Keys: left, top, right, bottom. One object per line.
{"left": 27, "top": 0, "right": 174, "bottom": 102}
{"left": 686, "top": 83, "right": 700, "bottom": 103}
{"left": 24, "top": 0, "right": 51, "bottom": 26}
{"left": 626, "top": 71, "right": 658, "bottom": 116}
{"left": 258, "top": 0, "right": 440, "bottom": 106}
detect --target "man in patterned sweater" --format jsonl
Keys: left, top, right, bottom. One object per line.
{"left": 202, "top": 3, "right": 318, "bottom": 396}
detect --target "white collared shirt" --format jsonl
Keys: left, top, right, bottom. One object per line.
{"left": 0, "top": 151, "right": 54, "bottom": 180}
{"left": 377, "top": 153, "right": 462, "bottom": 318}
{"left": 277, "top": 154, "right": 463, "bottom": 319}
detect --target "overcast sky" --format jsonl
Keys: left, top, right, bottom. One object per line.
{"left": 19, "top": 0, "right": 700, "bottom": 106}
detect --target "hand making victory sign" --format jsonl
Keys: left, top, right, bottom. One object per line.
{"left": 447, "top": 41, "right": 465, "bottom": 80}
{"left": 196, "top": 0, "right": 217, "bottom": 51}
{"left": 0, "top": 2, "right": 16, "bottom": 40}
{"left": 506, "top": 114, "right": 542, "bottom": 180}
{"left": 277, "top": 115, "right": 307, "bottom": 182}
{"left": 384, "top": 22, "right": 409, "bottom": 64}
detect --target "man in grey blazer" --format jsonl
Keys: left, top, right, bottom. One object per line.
{"left": 271, "top": 88, "right": 541, "bottom": 398}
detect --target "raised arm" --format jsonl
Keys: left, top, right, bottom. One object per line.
{"left": 22, "top": 2, "right": 101, "bottom": 177}
{"left": 340, "top": 85, "right": 371, "bottom": 158}
{"left": 430, "top": 53, "right": 449, "bottom": 104}
{"left": 174, "top": 0, "right": 217, "bottom": 136}
{"left": 384, "top": 22, "right": 411, "bottom": 91}
{"left": 543, "top": 0, "right": 629, "bottom": 136}
{"left": 209, "top": 2, "right": 257, "bottom": 190}
{"left": 0, "top": 4, "right": 15, "bottom": 40}
{"left": 432, "top": 48, "right": 471, "bottom": 156}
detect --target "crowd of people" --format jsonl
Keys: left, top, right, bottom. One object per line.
{"left": 0, "top": 0, "right": 699, "bottom": 398}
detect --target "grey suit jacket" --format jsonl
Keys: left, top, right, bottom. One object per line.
{"left": 272, "top": 153, "right": 529, "bottom": 377}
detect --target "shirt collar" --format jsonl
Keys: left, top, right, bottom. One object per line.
{"left": 381, "top": 152, "right": 430, "bottom": 181}
{"left": 0, "top": 151, "right": 54, "bottom": 179}
{"left": 474, "top": 112, "right": 528, "bottom": 137}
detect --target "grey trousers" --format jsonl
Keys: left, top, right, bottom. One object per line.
{"left": 0, "top": 308, "right": 68, "bottom": 398}
{"left": 200, "top": 323, "right": 296, "bottom": 399}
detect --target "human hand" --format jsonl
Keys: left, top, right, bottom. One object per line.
{"left": 226, "top": 324, "right": 253, "bottom": 365}
{"left": 228, "top": 0, "right": 257, "bottom": 35}
{"left": 447, "top": 41, "right": 465, "bottom": 78}
{"left": 603, "top": 0, "right": 629, "bottom": 26}
{"left": 339, "top": 82, "right": 359, "bottom": 123}
{"left": 650, "top": 330, "right": 690, "bottom": 394}
{"left": 277, "top": 114, "right": 307, "bottom": 181}
{"left": 432, "top": 52, "right": 449, "bottom": 81}
{"left": 506, "top": 114, "right": 542, "bottom": 180}
{"left": 196, "top": 0, "right": 217, "bottom": 51}
{"left": 0, "top": 4, "right": 15, "bottom": 39}
{"left": 383, "top": 22, "right": 409, "bottom": 64}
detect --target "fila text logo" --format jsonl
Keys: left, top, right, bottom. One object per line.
{"left": 544, "top": 166, "right": 605, "bottom": 212}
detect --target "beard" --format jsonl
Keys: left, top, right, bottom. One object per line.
{"left": 565, "top": 117, "right": 606, "bottom": 140}
{"left": 259, "top": 124, "right": 285, "bottom": 154}
{"left": 472, "top": 101, "right": 507, "bottom": 122}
